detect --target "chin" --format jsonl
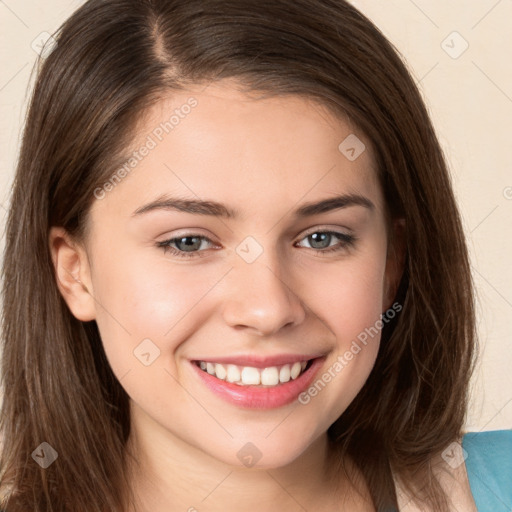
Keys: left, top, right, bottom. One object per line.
{"left": 201, "top": 429, "right": 323, "bottom": 470}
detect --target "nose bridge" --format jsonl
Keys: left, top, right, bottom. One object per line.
{"left": 221, "top": 239, "right": 306, "bottom": 335}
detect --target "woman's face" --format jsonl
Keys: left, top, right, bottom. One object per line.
{"left": 62, "top": 80, "right": 402, "bottom": 469}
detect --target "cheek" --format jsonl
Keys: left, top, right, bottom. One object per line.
{"left": 298, "top": 245, "right": 388, "bottom": 338}
{"left": 89, "top": 250, "right": 229, "bottom": 375}
{"left": 293, "top": 249, "right": 388, "bottom": 421}
{"left": 334, "top": 261, "right": 386, "bottom": 342}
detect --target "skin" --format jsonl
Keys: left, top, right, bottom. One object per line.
{"left": 49, "top": 79, "right": 475, "bottom": 511}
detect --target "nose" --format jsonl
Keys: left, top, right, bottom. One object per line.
{"left": 221, "top": 253, "right": 306, "bottom": 336}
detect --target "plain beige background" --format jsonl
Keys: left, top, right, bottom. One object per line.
{"left": 0, "top": 0, "right": 511, "bottom": 432}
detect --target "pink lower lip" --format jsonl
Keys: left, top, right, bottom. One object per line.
{"left": 191, "top": 357, "right": 325, "bottom": 409}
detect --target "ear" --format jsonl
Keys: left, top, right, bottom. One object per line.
{"left": 49, "top": 227, "right": 96, "bottom": 321}
{"left": 383, "top": 218, "right": 406, "bottom": 312}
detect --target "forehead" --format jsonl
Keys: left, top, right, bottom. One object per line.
{"left": 91, "top": 80, "right": 384, "bottom": 222}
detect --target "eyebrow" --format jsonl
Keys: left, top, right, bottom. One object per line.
{"left": 132, "top": 193, "right": 374, "bottom": 219}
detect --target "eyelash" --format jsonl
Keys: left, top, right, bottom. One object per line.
{"left": 157, "top": 230, "right": 356, "bottom": 259}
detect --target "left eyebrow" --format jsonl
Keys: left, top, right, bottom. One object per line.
{"left": 131, "top": 193, "right": 374, "bottom": 219}
{"left": 293, "top": 194, "right": 374, "bottom": 217}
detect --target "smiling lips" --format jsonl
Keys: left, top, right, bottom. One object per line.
{"left": 196, "top": 360, "right": 309, "bottom": 386}
{"left": 191, "top": 355, "right": 325, "bottom": 409}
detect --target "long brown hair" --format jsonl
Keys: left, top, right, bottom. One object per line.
{"left": 0, "top": 1, "right": 476, "bottom": 510}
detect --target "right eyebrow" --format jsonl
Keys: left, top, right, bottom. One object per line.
{"left": 132, "top": 196, "right": 239, "bottom": 218}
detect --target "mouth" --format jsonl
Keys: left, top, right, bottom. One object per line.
{"left": 194, "top": 359, "right": 312, "bottom": 387}
{"left": 190, "top": 355, "right": 325, "bottom": 409}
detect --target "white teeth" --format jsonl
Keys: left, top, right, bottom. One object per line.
{"left": 290, "top": 362, "right": 302, "bottom": 379}
{"left": 279, "top": 364, "right": 291, "bottom": 383}
{"left": 261, "top": 367, "right": 279, "bottom": 386}
{"left": 226, "top": 364, "right": 240, "bottom": 383}
{"left": 198, "top": 359, "right": 311, "bottom": 386}
{"left": 241, "top": 367, "right": 260, "bottom": 385}
{"left": 214, "top": 363, "right": 227, "bottom": 380}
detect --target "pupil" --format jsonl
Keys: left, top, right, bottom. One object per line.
{"left": 310, "top": 233, "right": 330, "bottom": 249}
{"left": 177, "top": 236, "right": 201, "bottom": 252}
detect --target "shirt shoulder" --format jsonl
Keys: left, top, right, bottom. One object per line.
{"left": 462, "top": 429, "right": 512, "bottom": 512}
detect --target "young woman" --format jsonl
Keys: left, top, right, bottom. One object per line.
{"left": 1, "top": 1, "right": 510, "bottom": 511}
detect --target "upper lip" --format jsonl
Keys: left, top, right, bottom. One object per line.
{"left": 191, "top": 353, "right": 325, "bottom": 368}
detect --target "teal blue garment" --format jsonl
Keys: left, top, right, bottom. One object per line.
{"left": 462, "top": 429, "right": 512, "bottom": 511}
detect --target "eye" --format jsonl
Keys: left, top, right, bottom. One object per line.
{"left": 295, "top": 230, "right": 356, "bottom": 254}
{"left": 157, "top": 229, "right": 356, "bottom": 259}
{"left": 157, "top": 234, "right": 217, "bottom": 259}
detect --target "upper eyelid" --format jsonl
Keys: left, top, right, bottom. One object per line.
{"left": 299, "top": 225, "right": 353, "bottom": 237}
